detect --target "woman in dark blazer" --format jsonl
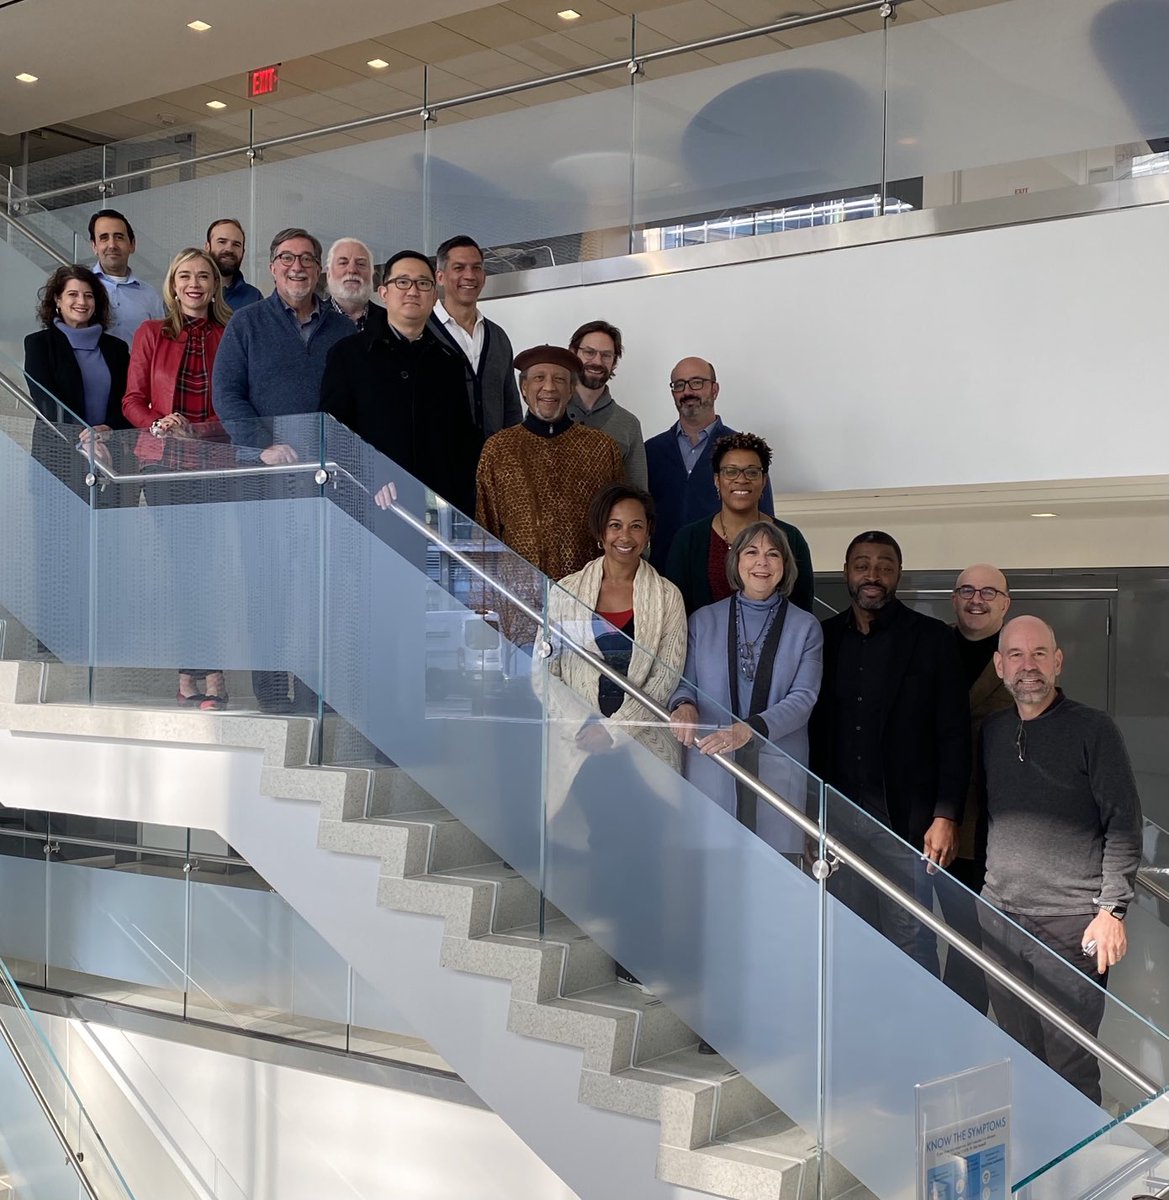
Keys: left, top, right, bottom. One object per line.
{"left": 23, "top": 263, "right": 130, "bottom": 494}
{"left": 669, "top": 520, "right": 823, "bottom": 857}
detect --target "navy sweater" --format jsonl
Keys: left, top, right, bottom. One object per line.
{"left": 645, "top": 418, "right": 774, "bottom": 570}
{"left": 213, "top": 291, "right": 355, "bottom": 451}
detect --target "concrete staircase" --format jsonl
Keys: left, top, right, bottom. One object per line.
{"left": 0, "top": 660, "right": 870, "bottom": 1200}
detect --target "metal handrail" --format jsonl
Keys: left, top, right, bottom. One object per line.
{"left": 385, "top": 495, "right": 1162, "bottom": 1101}
{"left": 0, "top": 204, "right": 71, "bottom": 267}
{"left": 0, "top": 994, "right": 102, "bottom": 1199}
{"left": 0, "top": 370, "right": 85, "bottom": 446}
{"left": 10, "top": 0, "right": 905, "bottom": 207}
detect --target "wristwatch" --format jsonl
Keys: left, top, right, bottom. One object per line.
{"left": 1096, "top": 903, "right": 1127, "bottom": 921}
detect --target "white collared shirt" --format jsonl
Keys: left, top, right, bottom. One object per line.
{"left": 434, "top": 299, "right": 484, "bottom": 373}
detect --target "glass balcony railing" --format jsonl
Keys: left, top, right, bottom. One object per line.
{"left": 2, "top": 0, "right": 1165, "bottom": 296}
{"left": 1, "top": 358, "right": 1167, "bottom": 1197}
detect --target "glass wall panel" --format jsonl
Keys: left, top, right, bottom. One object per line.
{"left": 887, "top": 0, "right": 1169, "bottom": 212}
{"left": 632, "top": 13, "right": 887, "bottom": 250}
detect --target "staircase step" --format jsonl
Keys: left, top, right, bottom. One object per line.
{"left": 362, "top": 811, "right": 495, "bottom": 873}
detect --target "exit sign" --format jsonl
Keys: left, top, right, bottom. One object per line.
{"left": 248, "top": 64, "right": 280, "bottom": 98}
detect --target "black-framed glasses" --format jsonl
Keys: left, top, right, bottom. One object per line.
{"left": 272, "top": 251, "right": 320, "bottom": 268}
{"left": 1015, "top": 722, "right": 1026, "bottom": 763}
{"left": 954, "top": 585, "right": 1008, "bottom": 601}
{"left": 718, "top": 466, "right": 764, "bottom": 481}
{"left": 578, "top": 347, "right": 615, "bottom": 363}
{"left": 385, "top": 276, "right": 436, "bottom": 292}
{"left": 669, "top": 377, "right": 714, "bottom": 392}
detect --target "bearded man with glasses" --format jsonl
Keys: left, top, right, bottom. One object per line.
{"left": 644, "top": 356, "right": 775, "bottom": 571}
{"left": 566, "top": 320, "right": 647, "bottom": 491}
{"left": 213, "top": 226, "right": 355, "bottom": 713}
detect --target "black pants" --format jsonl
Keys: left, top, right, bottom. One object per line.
{"left": 978, "top": 906, "right": 1107, "bottom": 1104}
{"left": 935, "top": 856, "right": 990, "bottom": 1015}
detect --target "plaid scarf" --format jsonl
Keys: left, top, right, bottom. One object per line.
{"left": 173, "top": 317, "right": 212, "bottom": 423}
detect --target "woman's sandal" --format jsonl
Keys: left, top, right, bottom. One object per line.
{"left": 198, "top": 694, "right": 228, "bottom": 711}
{"left": 177, "top": 691, "right": 206, "bottom": 707}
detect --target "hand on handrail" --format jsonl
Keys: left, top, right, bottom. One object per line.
{"left": 149, "top": 413, "right": 191, "bottom": 439}
{"left": 697, "top": 721, "right": 753, "bottom": 756}
{"left": 77, "top": 424, "right": 112, "bottom": 467}
{"left": 374, "top": 481, "right": 398, "bottom": 510}
{"left": 669, "top": 702, "right": 700, "bottom": 747}
{"left": 260, "top": 443, "right": 298, "bottom": 466}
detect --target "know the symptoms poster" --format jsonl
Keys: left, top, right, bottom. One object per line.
{"left": 921, "top": 1106, "right": 1009, "bottom": 1200}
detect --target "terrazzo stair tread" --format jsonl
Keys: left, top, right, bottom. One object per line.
{"left": 422, "top": 862, "right": 541, "bottom": 933}
{"left": 633, "top": 1046, "right": 779, "bottom": 1139}
{"left": 477, "top": 915, "right": 615, "bottom": 994}
{"left": 547, "top": 979, "right": 699, "bottom": 1064}
{"left": 659, "top": 1139, "right": 807, "bottom": 1200}
{"left": 359, "top": 810, "right": 496, "bottom": 872}
{"left": 365, "top": 766, "right": 444, "bottom": 815}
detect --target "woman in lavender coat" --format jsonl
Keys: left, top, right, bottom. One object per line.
{"left": 668, "top": 520, "right": 823, "bottom": 855}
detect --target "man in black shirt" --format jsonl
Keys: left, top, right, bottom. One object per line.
{"left": 810, "top": 531, "right": 970, "bottom": 973}
{"left": 941, "top": 564, "right": 1014, "bottom": 1013}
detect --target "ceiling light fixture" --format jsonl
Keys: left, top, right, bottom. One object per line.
{"left": 558, "top": 9, "right": 582, "bottom": 19}
{"left": 367, "top": 58, "right": 390, "bottom": 69}
{"left": 15, "top": 73, "right": 39, "bottom": 84}
{"left": 206, "top": 99, "right": 227, "bottom": 109}
{"left": 1030, "top": 512, "right": 1058, "bottom": 518}
{"left": 187, "top": 19, "right": 212, "bottom": 31}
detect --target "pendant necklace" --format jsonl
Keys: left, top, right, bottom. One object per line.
{"left": 737, "top": 597, "right": 777, "bottom": 682}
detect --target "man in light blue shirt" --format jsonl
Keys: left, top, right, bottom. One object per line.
{"left": 88, "top": 208, "right": 163, "bottom": 347}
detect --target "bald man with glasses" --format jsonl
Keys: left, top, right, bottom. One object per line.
{"left": 644, "top": 356, "right": 774, "bottom": 570}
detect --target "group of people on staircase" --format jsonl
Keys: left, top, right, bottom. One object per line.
{"left": 19, "top": 210, "right": 1143, "bottom": 1104}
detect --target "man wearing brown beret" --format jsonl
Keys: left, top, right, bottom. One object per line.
{"left": 476, "top": 344, "right": 624, "bottom": 598}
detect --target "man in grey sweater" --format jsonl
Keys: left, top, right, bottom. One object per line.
{"left": 978, "top": 615, "right": 1142, "bottom": 1103}
{"left": 566, "top": 320, "right": 647, "bottom": 491}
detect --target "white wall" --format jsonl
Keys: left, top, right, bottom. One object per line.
{"left": 483, "top": 202, "right": 1169, "bottom": 494}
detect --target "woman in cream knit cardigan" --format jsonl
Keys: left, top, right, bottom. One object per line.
{"left": 542, "top": 482, "right": 687, "bottom": 990}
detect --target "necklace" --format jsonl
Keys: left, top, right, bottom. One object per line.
{"left": 737, "top": 596, "right": 778, "bottom": 682}
{"left": 717, "top": 511, "right": 762, "bottom": 547}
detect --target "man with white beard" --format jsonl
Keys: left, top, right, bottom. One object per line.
{"left": 325, "top": 237, "right": 376, "bottom": 331}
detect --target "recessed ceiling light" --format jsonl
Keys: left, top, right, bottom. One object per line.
{"left": 187, "top": 19, "right": 212, "bottom": 31}
{"left": 367, "top": 58, "right": 390, "bottom": 69}
{"left": 206, "top": 99, "right": 227, "bottom": 109}
{"left": 558, "top": 8, "right": 582, "bottom": 19}
{"left": 1030, "top": 512, "right": 1058, "bottom": 518}
{"left": 15, "top": 73, "right": 39, "bottom": 84}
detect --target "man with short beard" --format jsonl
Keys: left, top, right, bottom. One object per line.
{"left": 809, "top": 530, "right": 969, "bottom": 973}
{"left": 325, "top": 237, "right": 376, "bottom": 331}
{"left": 978, "top": 615, "right": 1141, "bottom": 1104}
{"left": 204, "top": 218, "right": 262, "bottom": 310}
{"left": 566, "top": 320, "right": 647, "bottom": 491}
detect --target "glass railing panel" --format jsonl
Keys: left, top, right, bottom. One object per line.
{"left": 422, "top": 72, "right": 634, "bottom": 268}
{"left": 186, "top": 875, "right": 351, "bottom": 1045}
{"left": 4, "top": 180, "right": 83, "bottom": 265}
{"left": 0, "top": 955, "right": 136, "bottom": 1198}
{"left": 886, "top": 0, "right": 1169, "bottom": 216}
{"left": 821, "top": 782, "right": 1169, "bottom": 1197}
{"left": 318, "top": 418, "right": 548, "bottom": 875}
{"left": 46, "top": 843, "right": 187, "bottom": 1014}
{"left": 631, "top": 10, "right": 889, "bottom": 252}
{"left": 0, "top": 222, "right": 73, "bottom": 366}
{"left": 251, "top": 69, "right": 427, "bottom": 269}
{"left": 0, "top": 831, "right": 48, "bottom": 989}
{"left": 85, "top": 417, "right": 325, "bottom": 712}
{"left": 0, "top": 349, "right": 93, "bottom": 670}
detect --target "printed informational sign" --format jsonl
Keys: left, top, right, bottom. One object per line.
{"left": 921, "top": 1106, "right": 1010, "bottom": 1200}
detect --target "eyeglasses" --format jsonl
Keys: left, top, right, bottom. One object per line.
{"left": 717, "top": 466, "right": 763, "bottom": 481}
{"left": 385, "top": 276, "right": 436, "bottom": 292}
{"left": 577, "top": 347, "right": 615, "bottom": 363}
{"left": 1015, "top": 722, "right": 1026, "bottom": 763}
{"left": 272, "top": 251, "right": 320, "bottom": 268}
{"left": 953, "top": 585, "right": 1008, "bottom": 601}
{"left": 669, "top": 377, "right": 714, "bottom": 393}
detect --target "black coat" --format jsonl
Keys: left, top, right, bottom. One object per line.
{"left": 809, "top": 600, "right": 970, "bottom": 849}
{"left": 23, "top": 324, "right": 131, "bottom": 429}
{"left": 321, "top": 322, "right": 483, "bottom": 518}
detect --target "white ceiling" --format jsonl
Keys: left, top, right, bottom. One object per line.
{"left": 0, "top": 0, "right": 498, "bottom": 135}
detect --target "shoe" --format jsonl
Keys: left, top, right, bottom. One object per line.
{"left": 177, "top": 691, "right": 206, "bottom": 707}
{"left": 614, "top": 964, "right": 648, "bottom": 992}
{"left": 199, "top": 694, "right": 228, "bottom": 711}
{"left": 697, "top": 1039, "right": 717, "bottom": 1055}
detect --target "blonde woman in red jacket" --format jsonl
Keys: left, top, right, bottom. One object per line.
{"left": 123, "top": 247, "right": 233, "bottom": 710}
